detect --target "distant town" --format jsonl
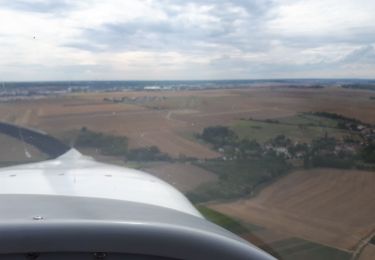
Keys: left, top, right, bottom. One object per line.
{"left": 1, "top": 79, "right": 375, "bottom": 102}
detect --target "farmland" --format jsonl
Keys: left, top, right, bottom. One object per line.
{"left": 142, "top": 162, "right": 218, "bottom": 192}
{"left": 197, "top": 205, "right": 351, "bottom": 260}
{"left": 0, "top": 133, "right": 48, "bottom": 167}
{"left": 232, "top": 114, "right": 348, "bottom": 143}
{"left": 1, "top": 85, "right": 375, "bottom": 259}
{"left": 359, "top": 244, "right": 375, "bottom": 260}
{"left": 208, "top": 169, "right": 375, "bottom": 252}
{"left": 0, "top": 86, "right": 374, "bottom": 160}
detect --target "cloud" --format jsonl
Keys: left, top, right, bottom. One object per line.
{"left": 0, "top": 0, "right": 374, "bottom": 80}
{"left": 341, "top": 45, "right": 375, "bottom": 64}
{"left": 0, "top": 0, "right": 74, "bottom": 14}
{"left": 65, "top": 0, "right": 275, "bottom": 54}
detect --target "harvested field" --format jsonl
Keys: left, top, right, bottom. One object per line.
{"left": 134, "top": 131, "right": 219, "bottom": 158}
{"left": 248, "top": 229, "right": 293, "bottom": 246}
{"left": 39, "top": 103, "right": 143, "bottom": 118}
{"left": 263, "top": 237, "right": 351, "bottom": 260}
{"left": 209, "top": 169, "right": 375, "bottom": 251}
{"left": 359, "top": 244, "right": 375, "bottom": 260}
{"left": 1, "top": 86, "right": 374, "bottom": 159}
{"left": 0, "top": 133, "right": 48, "bottom": 166}
{"left": 72, "top": 148, "right": 217, "bottom": 192}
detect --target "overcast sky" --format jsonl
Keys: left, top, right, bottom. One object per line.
{"left": 0, "top": 0, "right": 374, "bottom": 81}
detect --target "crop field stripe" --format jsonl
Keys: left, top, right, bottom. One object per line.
{"left": 196, "top": 205, "right": 249, "bottom": 234}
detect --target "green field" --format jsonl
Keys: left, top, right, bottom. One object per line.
{"left": 188, "top": 158, "right": 289, "bottom": 203}
{"left": 197, "top": 205, "right": 254, "bottom": 234}
{"left": 232, "top": 114, "right": 348, "bottom": 143}
{"left": 278, "top": 114, "right": 339, "bottom": 127}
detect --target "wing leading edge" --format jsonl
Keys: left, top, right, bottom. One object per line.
{"left": 0, "top": 149, "right": 275, "bottom": 260}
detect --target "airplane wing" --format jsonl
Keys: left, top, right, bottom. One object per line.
{"left": 0, "top": 149, "right": 275, "bottom": 259}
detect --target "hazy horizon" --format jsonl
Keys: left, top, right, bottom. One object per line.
{"left": 2, "top": 78, "right": 375, "bottom": 83}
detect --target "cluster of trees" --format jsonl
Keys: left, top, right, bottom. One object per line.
{"left": 300, "top": 134, "right": 375, "bottom": 168}
{"left": 200, "top": 126, "right": 272, "bottom": 160}
{"left": 76, "top": 127, "right": 128, "bottom": 156}
{"left": 302, "top": 137, "right": 375, "bottom": 169}
{"left": 199, "top": 125, "right": 375, "bottom": 170}
{"left": 287, "top": 85, "right": 325, "bottom": 89}
{"left": 312, "top": 112, "right": 362, "bottom": 125}
{"left": 370, "top": 235, "right": 375, "bottom": 245}
{"left": 304, "top": 154, "right": 355, "bottom": 169}
{"left": 269, "top": 134, "right": 292, "bottom": 147}
{"left": 303, "top": 137, "right": 355, "bottom": 169}
{"left": 75, "top": 128, "right": 169, "bottom": 161}
{"left": 288, "top": 143, "right": 309, "bottom": 157}
{"left": 361, "top": 143, "right": 375, "bottom": 163}
{"left": 201, "top": 127, "right": 295, "bottom": 159}
{"left": 201, "top": 126, "right": 238, "bottom": 148}
{"left": 236, "top": 139, "right": 263, "bottom": 159}
{"left": 309, "top": 111, "right": 372, "bottom": 132}
{"left": 126, "top": 146, "right": 170, "bottom": 161}
{"left": 341, "top": 84, "right": 375, "bottom": 91}
{"left": 263, "top": 135, "right": 356, "bottom": 169}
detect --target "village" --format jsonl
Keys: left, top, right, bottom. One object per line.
{"left": 200, "top": 113, "right": 375, "bottom": 171}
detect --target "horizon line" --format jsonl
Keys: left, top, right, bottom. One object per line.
{"left": 2, "top": 78, "right": 375, "bottom": 83}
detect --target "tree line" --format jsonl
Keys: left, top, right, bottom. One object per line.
{"left": 75, "top": 127, "right": 170, "bottom": 161}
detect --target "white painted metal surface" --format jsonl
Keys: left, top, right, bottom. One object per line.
{"left": 0, "top": 149, "right": 202, "bottom": 218}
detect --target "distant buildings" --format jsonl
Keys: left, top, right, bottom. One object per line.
{"left": 144, "top": 86, "right": 162, "bottom": 91}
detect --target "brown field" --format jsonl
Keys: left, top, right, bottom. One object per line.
{"left": 359, "top": 244, "right": 375, "bottom": 260}
{"left": 246, "top": 229, "right": 294, "bottom": 246}
{"left": 0, "top": 134, "right": 48, "bottom": 165}
{"left": 71, "top": 148, "right": 217, "bottom": 192}
{"left": 1, "top": 86, "right": 374, "bottom": 159}
{"left": 39, "top": 102, "right": 143, "bottom": 118}
{"left": 209, "top": 168, "right": 375, "bottom": 252}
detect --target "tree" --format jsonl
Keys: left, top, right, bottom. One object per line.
{"left": 127, "top": 146, "right": 170, "bottom": 161}
{"left": 238, "top": 139, "right": 262, "bottom": 159}
{"left": 201, "top": 126, "right": 238, "bottom": 147}
{"left": 75, "top": 128, "right": 128, "bottom": 156}
{"left": 361, "top": 143, "right": 375, "bottom": 163}
{"left": 271, "top": 135, "right": 292, "bottom": 147}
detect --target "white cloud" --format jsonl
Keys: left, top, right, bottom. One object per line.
{"left": 0, "top": 0, "right": 374, "bottom": 80}
{"left": 268, "top": 0, "right": 375, "bottom": 36}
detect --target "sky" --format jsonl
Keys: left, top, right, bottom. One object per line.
{"left": 0, "top": 0, "right": 374, "bottom": 81}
